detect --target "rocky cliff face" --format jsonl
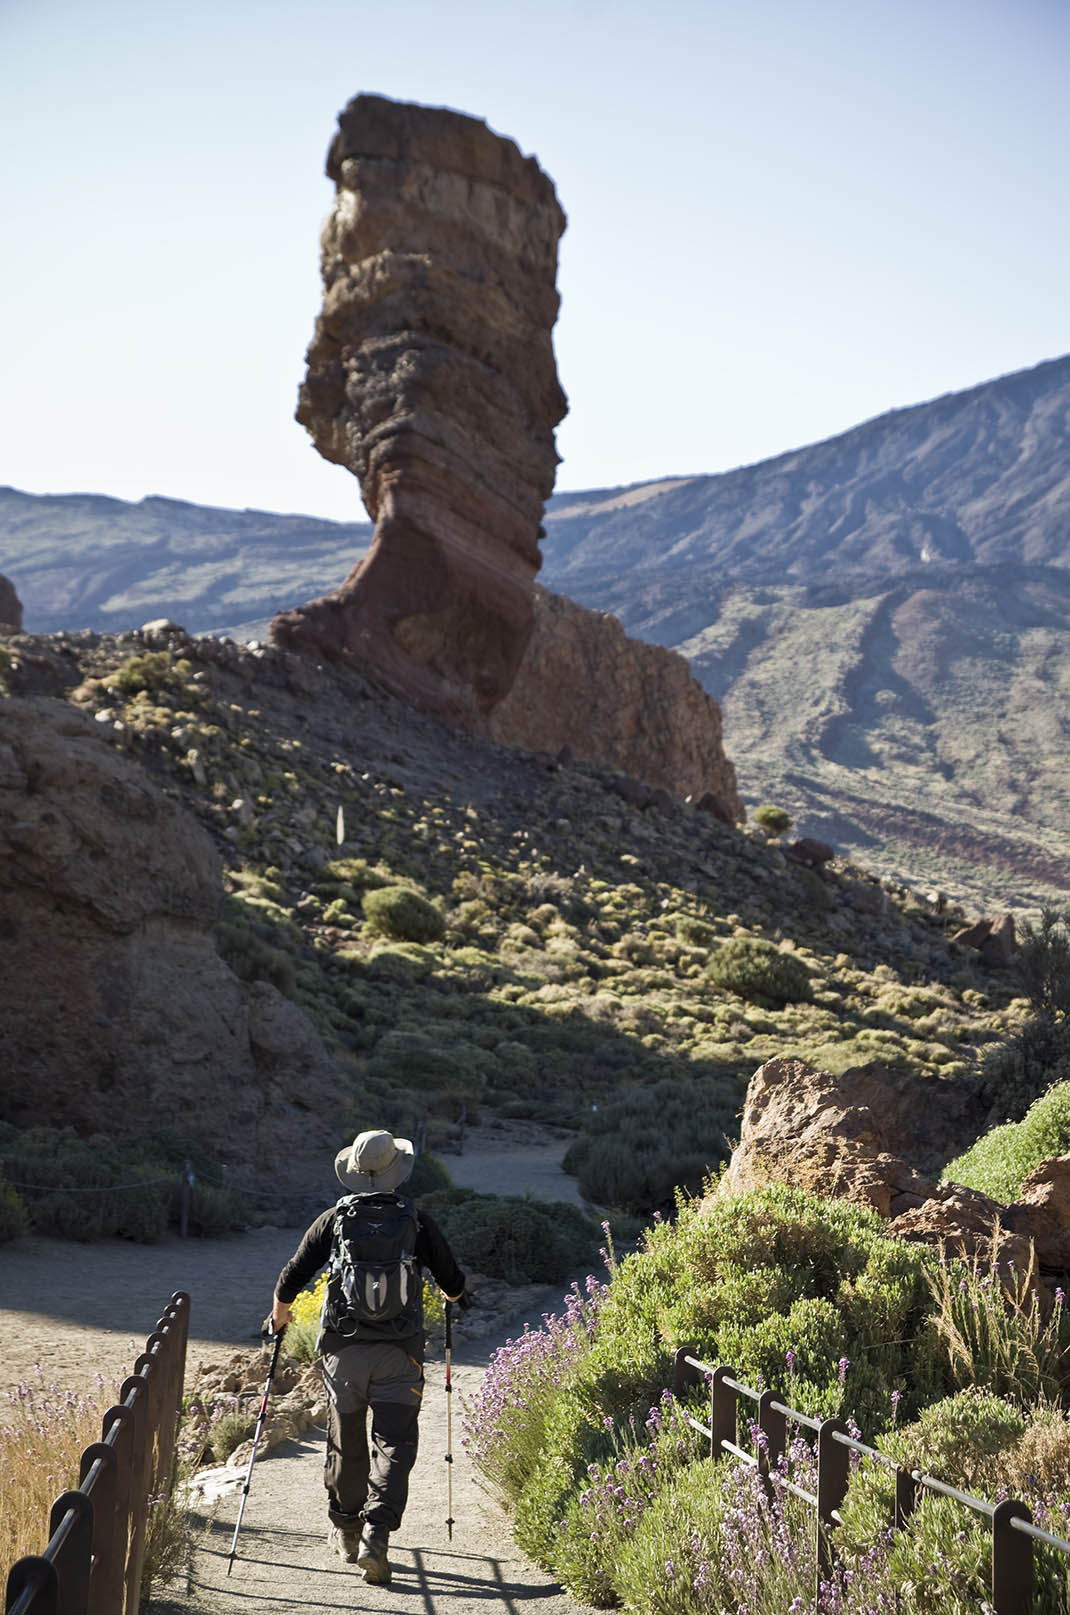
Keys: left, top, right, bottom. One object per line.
{"left": 489, "top": 586, "right": 743, "bottom": 817}
{"left": 272, "top": 93, "right": 567, "bottom": 729}
{"left": 0, "top": 699, "right": 338, "bottom": 1182}
{"left": 0, "top": 573, "right": 22, "bottom": 631}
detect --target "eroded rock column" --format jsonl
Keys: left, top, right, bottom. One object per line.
{"left": 272, "top": 94, "right": 567, "bottom": 730}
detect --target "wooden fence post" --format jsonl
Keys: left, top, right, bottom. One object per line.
{"left": 711, "top": 1367, "right": 738, "bottom": 1463}
{"left": 756, "top": 1390, "right": 786, "bottom": 1501}
{"left": 815, "top": 1418, "right": 849, "bottom": 1596}
{"left": 991, "top": 1499, "right": 1032, "bottom": 1615}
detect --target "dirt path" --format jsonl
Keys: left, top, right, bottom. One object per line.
{"left": 163, "top": 1289, "right": 586, "bottom": 1615}
{"left": 1, "top": 1125, "right": 593, "bottom": 1615}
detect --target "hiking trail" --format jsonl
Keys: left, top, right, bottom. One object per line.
{"left": 0, "top": 1122, "right": 593, "bottom": 1614}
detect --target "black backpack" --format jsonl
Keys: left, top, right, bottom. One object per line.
{"left": 322, "top": 1192, "right": 422, "bottom": 1341}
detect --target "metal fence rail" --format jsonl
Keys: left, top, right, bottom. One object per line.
{"left": 673, "top": 1347, "right": 1070, "bottom": 1615}
{"left": 5, "top": 1291, "right": 190, "bottom": 1615}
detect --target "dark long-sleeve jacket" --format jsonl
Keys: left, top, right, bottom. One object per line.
{"left": 275, "top": 1197, "right": 465, "bottom": 1354}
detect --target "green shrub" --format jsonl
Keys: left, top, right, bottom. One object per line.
{"left": 978, "top": 1013, "right": 1070, "bottom": 1122}
{"left": 0, "top": 1182, "right": 26, "bottom": 1242}
{"left": 753, "top": 803, "right": 792, "bottom": 836}
{"left": 363, "top": 886, "right": 445, "bottom": 943}
{"left": 673, "top": 913, "right": 716, "bottom": 948}
{"left": 707, "top": 937, "right": 812, "bottom": 1004}
{"left": 562, "top": 1078, "right": 741, "bottom": 1214}
{"left": 419, "top": 1189, "right": 596, "bottom": 1283}
{"left": 943, "top": 1080, "right": 1070, "bottom": 1202}
{"left": 215, "top": 894, "right": 298, "bottom": 998}
{"left": 110, "top": 651, "right": 186, "bottom": 696}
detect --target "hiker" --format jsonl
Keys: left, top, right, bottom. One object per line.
{"left": 271, "top": 1129, "right": 468, "bottom": 1586}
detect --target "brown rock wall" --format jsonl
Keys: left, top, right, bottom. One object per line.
{"left": 0, "top": 699, "right": 336, "bottom": 1182}
{"left": 489, "top": 587, "right": 743, "bottom": 815}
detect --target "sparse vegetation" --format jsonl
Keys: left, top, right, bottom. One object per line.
{"left": 0, "top": 1124, "right": 253, "bottom": 1242}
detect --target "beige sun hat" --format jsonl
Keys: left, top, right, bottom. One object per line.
{"left": 334, "top": 1130, "right": 415, "bottom": 1194}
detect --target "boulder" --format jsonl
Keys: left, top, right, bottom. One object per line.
{"left": 950, "top": 912, "right": 1017, "bottom": 968}
{"left": 721, "top": 1056, "right": 981, "bottom": 1211}
{"left": 788, "top": 837, "right": 835, "bottom": 867}
{"left": 721, "top": 1056, "right": 942, "bottom": 1214}
{"left": 1003, "top": 1156, "right": 1070, "bottom": 1268}
{"left": 489, "top": 588, "right": 744, "bottom": 817}
{"left": 273, "top": 94, "right": 567, "bottom": 729}
{"left": 0, "top": 574, "right": 22, "bottom": 631}
{"left": 0, "top": 698, "right": 337, "bottom": 1186}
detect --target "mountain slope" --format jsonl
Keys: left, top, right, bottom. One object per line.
{"left": 541, "top": 353, "right": 1070, "bottom": 589}
{"left": 0, "top": 487, "right": 371, "bottom": 635}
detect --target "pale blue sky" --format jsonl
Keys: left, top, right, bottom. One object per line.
{"left": 2, "top": 0, "right": 1067, "bottom": 521}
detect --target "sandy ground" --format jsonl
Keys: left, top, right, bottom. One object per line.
{"left": 1, "top": 1123, "right": 593, "bottom": 1615}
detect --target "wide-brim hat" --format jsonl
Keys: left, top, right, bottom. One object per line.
{"left": 334, "top": 1129, "right": 415, "bottom": 1194}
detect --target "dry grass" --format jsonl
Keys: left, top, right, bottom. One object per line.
{"left": 0, "top": 1375, "right": 112, "bottom": 1586}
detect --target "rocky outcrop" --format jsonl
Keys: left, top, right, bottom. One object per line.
{"left": 1003, "top": 1156, "right": 1070, "bottom": 1268}
{"left": 273, "top": 93, "right": 567, "bottom": 730}
{"left": 950, "top": 913, "right": 1018, "bottom": 968}
{"left": 721, "top": 1055, "right": 1070, "bottom": 1278}
{"left": 0, "top": 699, "right": 337, "bottom": 1184}
{"left": 488, "top": 587, "right": 744, "bottom": 817}
{"left": 0, "top": 574, "right": 22, "bottom": 631}
{"left": 887, "top": 1182, "right": 1034, "bottom": 1272}
{"left": 721, "top": 1056, "right": 977, "bottom": 1211}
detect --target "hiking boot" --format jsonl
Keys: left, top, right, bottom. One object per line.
{"left": 357, "top": 1525, "right": 391, "bottom": 1585}
{"left": 328, "top": 1522, "right": 363, "bottom": 1563}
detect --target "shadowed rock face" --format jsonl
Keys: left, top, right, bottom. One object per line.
{"left": 0, "top": 574, "right": 22, "bottom": 631}
{"left": 490, "top": 586, "right": 745, "bottom": 817}
{"left": 273, "top": 94, "right": 567, "bottom": 729}
{"left": 0, "top": 699, "right": 338, "bottom": 1183}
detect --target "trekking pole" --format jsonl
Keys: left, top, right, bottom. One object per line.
{"left": 444, "top": 1300, "right": 455, "bottom": 1540}
{"left": 226, "top": 1325, "right": 285, "bottom": 1575}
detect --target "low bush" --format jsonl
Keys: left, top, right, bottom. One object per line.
{"left": 363, "top": 886, "right": 445, "bottom": 943}
{"left": 419, "top": 1188, "right": 596, "bottom": 1283}
{"left": 707, "top": 937, "right": 812, "bottom": 1004}
{"left": 942, "top": 1080, "right": 1070, "bottom": 1203}
{"left": 753, "top": 803, "right": 792, "bottom": 836}
{"left": 561, "top": 1078, "right": 741, "bottom": 1214}
{"left": 673, "top": 913, "right": 716, "bottom": 948}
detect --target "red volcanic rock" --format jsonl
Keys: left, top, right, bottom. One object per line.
{"left": 272, "top": 94, "right": 567, "bottom": 729}
{"left": 488, "top": 587, "right": 744, "bottom": 817}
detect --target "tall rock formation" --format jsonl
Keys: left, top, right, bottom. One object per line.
{"left": 273, "top": 94, "right": 568, "bottom": 729}
{"left": 490, "top": 586, "right": 744, "bottom": 817}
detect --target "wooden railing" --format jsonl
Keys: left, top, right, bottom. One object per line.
{"left": 674, "top": 1347, "right": 1070, "bottom": 1615}
{"left": 5, "top": 1291, "right": 190, "bottom": 1615}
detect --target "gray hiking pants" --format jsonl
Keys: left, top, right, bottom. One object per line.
{"left": 320, "top": 1340, "right": 424, "bottom": 1532}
